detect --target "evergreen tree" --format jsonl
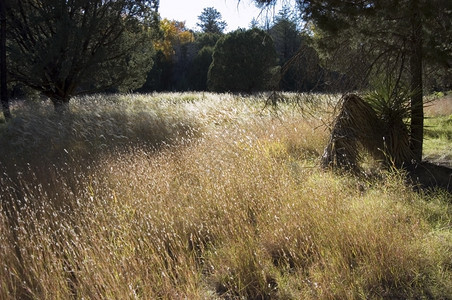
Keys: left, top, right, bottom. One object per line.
{"left": 270, "top": 7, "right": 300, "bottom": 64}
{"left": 187, "top": 46, "right": 214, "bottom": 91}
{"left": 197, "top": 7, "right": 227, "bottom": 34}
{"left": 268, "top": 7, "right": 326, "bottom": 92}
{"left": 249, "top": 18, "right": 260, "bottom": 29}
{"left": 269, "top": 7, "right": 302, "bottom": 91}
{"left": 136, "top": 50, "right": 172, "bottom": 92}
{"left": 194, "top": 32, "right": 222, "bottom": 49}
{"left": 208, "top": 28, "right": 279, "bottom": 93}
{"left": 183, "top": 32, "right": 221, "bottom": 91}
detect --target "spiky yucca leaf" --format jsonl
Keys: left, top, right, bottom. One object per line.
{"left": 364, "top": 79, "right": 414, "bottom": 167}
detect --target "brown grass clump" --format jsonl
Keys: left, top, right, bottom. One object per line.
{"left": 0, "top": 93, "right": 451, "bottom": 299}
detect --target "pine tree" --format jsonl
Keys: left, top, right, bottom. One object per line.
{"left": 208, "top": 29, "right": 278, "bottom": 93}
{"left": 197, "top": 7, "right": 227, "bottom": 34}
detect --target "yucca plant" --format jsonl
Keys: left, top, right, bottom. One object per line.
{"left": 322, "top": 78, "right": 415, "bottom": 171}
{"left": 364, "top": 78, "right": 414, "bottom": 167}
{"left": 321, "top": 94, "right": 384, "bottom": 171}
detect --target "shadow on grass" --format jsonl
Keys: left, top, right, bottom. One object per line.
{"left": 407, "top": 162, "right": 452, "bottom": 194}
{"left": 0, "top": 96, "right": 199, "bottom": 171}
{"left": 424, "top": 128, "right": 452, "bottom": 141}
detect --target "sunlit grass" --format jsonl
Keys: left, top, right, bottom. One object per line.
{"left": 424, "top": 94, "right": 452, "bottom": 166}
{"left": 0, "top": 92, "right": 451, "bottom": 299}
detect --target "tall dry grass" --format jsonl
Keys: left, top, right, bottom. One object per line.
{"left": 0, "top": 93, "right": 451, "bottom": 299}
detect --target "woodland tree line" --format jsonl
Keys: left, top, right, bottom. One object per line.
{"left": 2, "top": 3, "right": 352, "bottom": 99}
{"left": 2, "top": 1, "right": 449, "bottom": 99}
{"left": 137, "top": 6, "right": 336, "bottom": 94}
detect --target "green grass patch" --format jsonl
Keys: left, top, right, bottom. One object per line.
{"left": 424, "top": 114, "right": 452, "bottom": 165}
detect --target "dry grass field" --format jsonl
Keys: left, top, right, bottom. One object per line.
{"left": 0, "top": 93, "right": 451, "bottom": 299}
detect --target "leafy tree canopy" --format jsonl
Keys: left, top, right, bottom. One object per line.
{"left": 154, "top": 19, "right": 194, "bottom": 61}
{"left": 208, "top": 28, "right": 279, "bottom": 93}
{"left": 6, "top": 0, "right": 159, "bottom": 109}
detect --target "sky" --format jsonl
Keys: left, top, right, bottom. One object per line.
{"left": 158, "top": 0, "right": 292, "bottom": 32}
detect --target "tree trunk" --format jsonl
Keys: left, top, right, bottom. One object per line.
{"left": 0, "top": 0, "right": 11, "bottom": 121}
{"left": 409, "top": 0, "right": 423, "bottom": 162}
{"left": 43, "top": 89, "right": 71, "bottom": 113}
{"left": 52, "top": 98, "right": 71, "bottom": 113}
